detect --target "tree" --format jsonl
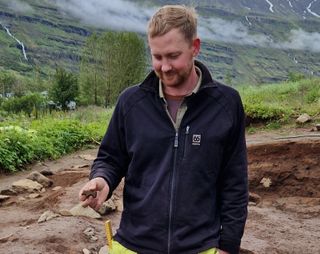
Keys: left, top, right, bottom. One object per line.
{"left": 79, "top": 31, "right": 147, "bottom": 106}
{"left": 0, "top": 71, "right": 16, "bottom": 97}
{"left": 79, "top": 33, "right": 105, "bottom": 106}
{"left": 50, "top": 68, "right": 78, "bottom": 110}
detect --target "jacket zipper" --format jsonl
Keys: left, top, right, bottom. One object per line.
{"left": 168, "top": 131, "right": 179, "bottom": 254}
{"left": 183, "top": 126, "right": 190, "bottom": 159}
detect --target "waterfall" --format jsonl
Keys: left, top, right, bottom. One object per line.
{"left": 0, "top": 22, "right": 28, "bottom": 61}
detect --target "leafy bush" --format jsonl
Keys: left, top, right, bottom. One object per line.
{"left": 1, "top": 93, "right": 47, "bottom": 117}
{"left": 0, "top": 107, "right": 112, "bottom": 173}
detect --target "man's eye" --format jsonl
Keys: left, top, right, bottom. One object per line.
{"left": 170, "top": 54, "right": 179, "bottom": 59}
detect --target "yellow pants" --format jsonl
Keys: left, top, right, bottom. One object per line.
{"left": 109, "top": 240, "right": 219, "bottom": 254}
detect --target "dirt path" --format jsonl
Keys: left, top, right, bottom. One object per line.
{"left": 0, "top": 130, "right": 320, "bottom": 254}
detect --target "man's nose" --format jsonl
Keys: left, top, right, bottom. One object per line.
{"left": 161, "top": 61, "right": 172, "bottom": 72}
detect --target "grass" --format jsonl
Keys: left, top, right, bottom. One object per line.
{"left": 0, "top": 77, "right": 319, "bottom": 173}
{"left": 239, "top": 78, "right": 320, "bottom": 126}
{"left": 0, "top": 106, "right": 112, "bottom": 173}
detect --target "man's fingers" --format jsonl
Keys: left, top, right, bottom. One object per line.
{"left": 79, "top": 178, "right": 110, "bottom": 210}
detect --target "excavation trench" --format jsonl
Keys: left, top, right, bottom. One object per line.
{"left": 0, "top": 139, "right": 319, "bottom": 253}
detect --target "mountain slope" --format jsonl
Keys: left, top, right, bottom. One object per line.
{"left": 0, "top": 0, "right": 319, "bottom": 85}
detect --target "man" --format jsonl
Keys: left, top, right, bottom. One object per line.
{"left": 79, "top": 5, "right": 248, "bottom": 254}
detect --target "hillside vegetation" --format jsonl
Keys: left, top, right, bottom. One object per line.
{"left": 1, "top": 77, "right": 319, "bottom": 173}
{"left": 0, "top": 0, "right": 319, "bottom": 85}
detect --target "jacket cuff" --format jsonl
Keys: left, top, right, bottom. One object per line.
{"left": 219, "top": 239, "right": 240, "bottom": 254}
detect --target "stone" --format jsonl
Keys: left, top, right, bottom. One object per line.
{"left": 38, "top": 210, "right": 61, "bottom": 223}
{"left": 0, "top": 233, "right": 14, "bottom": 243}
{"left": 69, "top": 203, "right": 101, "bottom": 219}
{"left": 12, "top": 179, "right": 43, "bottom": 193}
{"left": 0, "top": 195, "right": 10, "bottom": 202}
{"left": 83, "top": 227, "right": 98, "bottom": 242}
{"left": 40, "top": 169, "right": 54, "bottom": 176}
{"left": 98, "top": 199, "right": 117, "bottom": 215}
{"left": 114, "top": 199, "right": 123, "bottom": 212}
{"left": 83, "top": 249, "right": 91, "bottom": 254}
{"left": 72, "top": 164, "right": 90, "bottom": 169}
{"left": 0, "top": 188, "right": 17, "bottom": 195}
{"left": 316, "top": 124, "right": 320, "bottom": 131}
{"left": 99, "top": 245, "right": 108, "bottom": 254}
{"left": 27, "top": 193, "right": 41, "bottom": 199}
{"left": 27, "top": 171, "right": 53, "bottom": 187}
{"left": 296, "top": 113, "right": 312, "bottom": 124}
{"left": 260, "top": 177, "right": 272, "bottom": 188}
{"left": 83, "top": 227, "right": 95, "bottom": 237}
{"left": 59, "top": 209, "right": 72, "bottom": 216}
{"left": 79, "top": 154, "right": 96, "bottom": 161}
{"left": 52, "top": 186, "right": 62, "bottom": 191}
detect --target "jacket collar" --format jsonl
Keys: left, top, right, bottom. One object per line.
{"left": 140, "top": 60, "right": 218, "bottom": 94}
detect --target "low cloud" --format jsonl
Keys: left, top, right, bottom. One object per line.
{"left": 200, "top": 18, "right": 320, "bottom": 52}
{"left": 55, "top": 0, "right": 155, "bottom": 33}
{"left": 280, "top": 29, "right": 320, "bottom": 52}
{"left": 7, "top": 0, "right": 33, "bottom": 13}
{"left": 54, "top": 0, "right": 320, "bottom": 52}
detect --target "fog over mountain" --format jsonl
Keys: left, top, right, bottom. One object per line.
{"left": 1, "top": 0, "right": 319, "bottom": 83}
{"left": 54, "top": 0, "right": 320, "bottom": 52}
{"left": 7, "top": 0, "right": 33, "bottom": 13}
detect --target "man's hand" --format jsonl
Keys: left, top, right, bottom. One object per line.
{"left": 79, "top": 177, "right": 109, "bottom": 211}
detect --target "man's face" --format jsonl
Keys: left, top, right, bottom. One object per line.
{"left": 148, "top": 28, "right": 199, "bottom": 89}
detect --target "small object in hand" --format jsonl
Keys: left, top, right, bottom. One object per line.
{"left": 82, "top": 190, "right": 97, "bottom": 198}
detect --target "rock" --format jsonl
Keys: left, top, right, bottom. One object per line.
{"left": 40, "top": 169, "right": 54, "bottom": 176}
{"left": 52, "top": 186, "right": 62, "bottom": 191}
{"left": 114, "top": 199, "right": 123, "bottom": 212}
{"left": 83, "top": 227, "right": 95, "bottom": 237}
{"left": 0, "top": 233, "right": 14, "bottom": 243}
{"left": 59, "top": 209, "right": 72, "bottom": 216}
{"left": 316, "top": 124, "right": 320, "bottom": 131}
{"left": 27, "top": 171, "right": 53, "bottom": 187}
{"left": 83, "top": 249, "right": 91, "bottom": 254}
{"left": 83, "top": 227, "right": 98, "bottom": 242}
{"left": 38, "top": 210, "right": 61, "bottom": 223}
{"left": 249, "top": 192, "right": 261, "bottom": 204}
{"left": 12, "top": 179, "right": 43, "bottom": 193}
{"left": 99, "top": 245, "right": 108, "bottom": 254}
{"left": 27, "top": 193, "right": 41, "bottom": 199}
{"left": 79, "top": 154, "right": 96, "bottom": 161}
{"left": 0, "top": 195, "right": 10, "bottom": 202}
{"left": 0, "top": 188, "right": 17, "bottom": 195}
{"left": 72, "top": 164, "right": 90, "bottom": 169}
{"left": 98, "top": 199, "right": 117, "bottom": 215}
{"left": 69, "top": 203, "right": 101, "bottom": 219}
{"left": 260, "top": 177, "right": 272, "bottom": 188}
{"left": 296, "top": 113, "right": 312, "bottom": 124}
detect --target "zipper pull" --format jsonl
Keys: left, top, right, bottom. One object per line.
{"left": 185, "top": 126, "right": 190, "bottom": 135}
{"left": 174, "top": 132, "right": 179, "bottom": 148}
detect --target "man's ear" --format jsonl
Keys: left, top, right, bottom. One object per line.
{"left": 192, "top": 38, "right": 201, "bottom": 57}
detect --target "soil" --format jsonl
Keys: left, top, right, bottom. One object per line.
{"left": 0, "top": 128, "right": 320, "bottom": 254}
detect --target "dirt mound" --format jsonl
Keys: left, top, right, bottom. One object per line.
{"left": 248, "top": 139, "right": 320, "bottom": 198}
{"left": 0, "top": 138, "right": 319, "bottom": 253}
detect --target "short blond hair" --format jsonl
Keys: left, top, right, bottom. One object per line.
{"left": 147, "top": 5, "right": 198, "bottom": 44}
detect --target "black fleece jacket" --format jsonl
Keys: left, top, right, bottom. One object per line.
{"left": 90, "top": 61, "right": 248, "bottom": 254}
